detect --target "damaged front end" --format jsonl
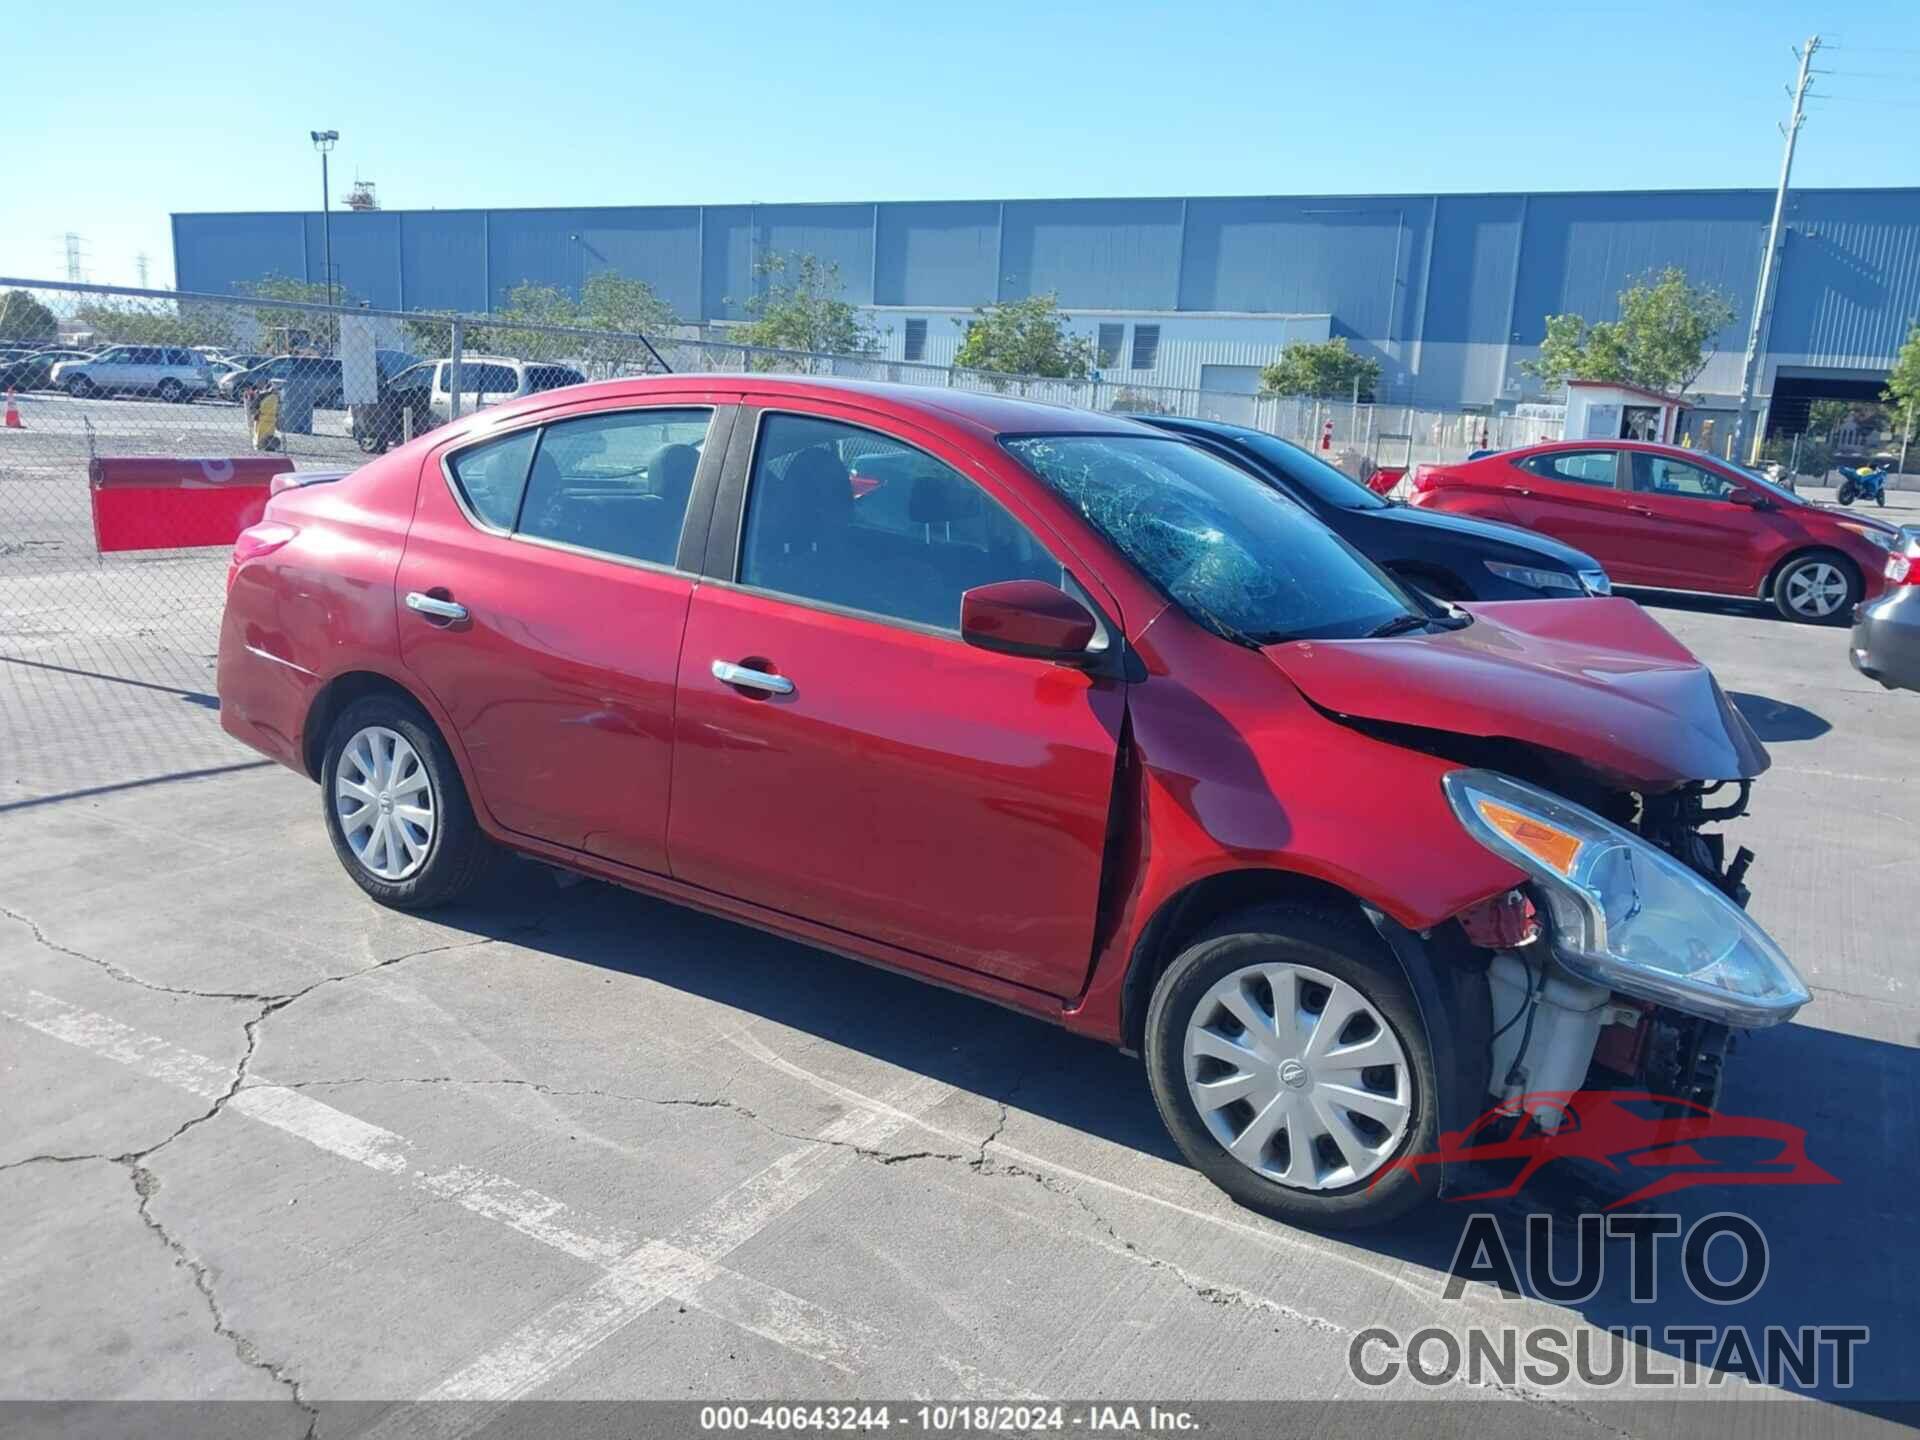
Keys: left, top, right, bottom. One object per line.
{"left": 1265, "top": 597, "right": 1806, "bottom": 1118}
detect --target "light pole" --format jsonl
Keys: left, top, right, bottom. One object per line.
{"left": 310, "top": 129, "right": 339, "bottom": 310}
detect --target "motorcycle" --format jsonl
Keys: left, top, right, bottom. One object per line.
{"left": 1837, "top": 465, "right": 1888, "bottom": 507}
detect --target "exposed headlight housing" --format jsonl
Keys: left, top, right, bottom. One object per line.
{"left": 1444, "top": 769, "right": 1809, "bottom": 1028}
{"left": 1484, "top": 560, "right": 1585, "bottom": 594}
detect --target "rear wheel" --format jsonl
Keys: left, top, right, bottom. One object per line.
{"left": 1837, "top": 481, "right": 1858, "bottom": 506}
{"left": 1772, "top": 550, "right": 1860, "bottom": 624}
{"left": 1144, "top": 903, "right": 1441, "bottom": 1229}
{"left": 156, "top": 378, "right": 185, "bottom": 404}
{"left": 319, "top": 695, "right": 495, "bottom": 910}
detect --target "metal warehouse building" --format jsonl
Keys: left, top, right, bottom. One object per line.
{"left": 172, "top": 187, "right": 1920, "bottom": 426}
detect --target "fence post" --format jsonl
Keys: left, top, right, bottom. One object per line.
{"left": 448, "top": 318, "right": 465, "bottom": 422}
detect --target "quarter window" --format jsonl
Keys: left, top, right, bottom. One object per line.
{"left": 1522, "top": 450, "right": 1618, "bottom": 487}
{"left": 518, "top": 409, "right": 710, "bottom": 565}
{"left": 738, "top": 413, "right": 1062, "bottom": 632}
{"left": 447, "top": 429, "right": 537, "bottom": 530}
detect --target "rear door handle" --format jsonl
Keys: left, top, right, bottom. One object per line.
{"left": 405, "top": 591, "right": 469, "bottom": 622}
{"left": 712, "top": 659, "right": 793, "bottom": 695}
{"left": 1508, "top": 486, "right": 1531, "bottom": 497}
{"left": 1628, "top": 505, "right": 1656, "bottom": 517}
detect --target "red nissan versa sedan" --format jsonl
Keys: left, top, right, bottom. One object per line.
{"left": 218, "top": 377, "right": 1809, "bottom": 1228}
{"left": 1412, "top": 439, "right": 1903, "bottom": 622}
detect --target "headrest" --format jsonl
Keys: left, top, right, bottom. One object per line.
{"left": 783, "top": 447, "right": 854, "bottom": 520}
{"left": 652, "top": 443, "right": 698, "bottom": 500}
{"left": 908, "top": 469, "right": 978, "bottom": 525}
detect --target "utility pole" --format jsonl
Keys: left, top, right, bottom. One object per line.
{"left": 63, "top": 233, "right": 85, "bottom": 282}
{"left": 311, "top": 130, "right": 339, "bottom": 309}
{"left": 1734, "top": 35, "right": 1818, "bottom": 465}
{"left": 135, "top": 253, "right": 150, "bottom": 288}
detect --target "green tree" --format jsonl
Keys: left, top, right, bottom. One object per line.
{"left": 0, "top": 289, "right": 59, "bottom": 345}
{"left": 1807, "top": 398, "right": 1850, "bottom": 439}
{"left": 1882, "top": 324, "right": 1920, "bottom": 467}
{"left": 1522, "top": 267, "right": 1736, "bottom": 395}
{"left": 953, "top": 294, "right": 1092, "bottom": 379}
{"left": 731, "top": 252, "right": 879, "bottom": 369}
{"left": 1258, "top": 338, "right": 1382, "bottom": 400}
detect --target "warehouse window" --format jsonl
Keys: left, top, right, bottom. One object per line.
{"left": 1130, "top": 325, "right": 1160, "bottom": 371}
{"left": 903, "top": 319, "right": 928, "bottom": 362}
{"left": 1096, "top": 324, "right": 1125, "bottom": 369}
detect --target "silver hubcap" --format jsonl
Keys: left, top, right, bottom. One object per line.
{"left": 334, "top": 725, "right": 435, "bottom": 881}
{"left": 1784, "top": 562, "right": 1847, "bottom": 618}
{"left": 1183, "top": 962, "right": 1413, "bottom": 1191}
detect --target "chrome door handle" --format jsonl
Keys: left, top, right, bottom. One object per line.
{"left": 405, "top": 591, "right": 469, "bottom": 621}
{"left": 712, "top": 659, "right": 793, "bottom": 695}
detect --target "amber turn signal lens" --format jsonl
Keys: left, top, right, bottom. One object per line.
{"left": 1475, "top": 799, "right": 1582, "bottom": 876}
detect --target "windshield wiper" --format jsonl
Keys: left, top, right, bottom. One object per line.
{"left": 1365, "top": 613, "right": 1432, "bottom": 639}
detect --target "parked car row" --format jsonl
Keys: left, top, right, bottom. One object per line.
{"left": 219, "top": 375, "right": 1809, "bottom": 1229}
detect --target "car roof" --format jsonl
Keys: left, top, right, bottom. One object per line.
{"left": 501, "top": 373, "right": 1163, "bottom": 439}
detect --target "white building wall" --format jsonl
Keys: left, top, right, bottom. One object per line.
{"left": 861, "top": 307, "right": 1333, "bottom": 389}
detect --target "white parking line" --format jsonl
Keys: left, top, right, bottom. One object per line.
{"left": 0, "top": 992, "right": 1028, "bottom": 1411}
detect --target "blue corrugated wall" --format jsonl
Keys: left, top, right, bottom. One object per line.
{"left": 171, "top": 187, "right": 1920, "bottom": 406}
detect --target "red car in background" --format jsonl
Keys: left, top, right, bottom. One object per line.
{"left": 1412, "top": 439, "right": 1904, "bottom": 622}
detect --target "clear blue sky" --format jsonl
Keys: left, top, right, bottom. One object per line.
{"left": 7, "top": 0, "right": 1918, "bottom": 288}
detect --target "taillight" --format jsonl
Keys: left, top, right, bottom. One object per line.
{"left": 1888, "top": 551, "right": 1915, "bottom": 585}
{"left": 227, "top": 521, "right": 298, "bottom": 591}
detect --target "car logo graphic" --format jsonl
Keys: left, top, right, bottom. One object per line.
{"left": 1371, "top": 1090, "right": 1838, "bottom": 1207}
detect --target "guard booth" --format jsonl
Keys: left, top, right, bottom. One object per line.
{"left": 1562, "top": 380, "right": 1686, "bottom": 445}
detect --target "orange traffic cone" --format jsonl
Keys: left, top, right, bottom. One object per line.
{"left": 3, "top": 389, "right": 21, "bottom": 429}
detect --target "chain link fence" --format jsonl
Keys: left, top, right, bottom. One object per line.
{"left": 0, "top": 276, "right": 1562, "bottom": 794}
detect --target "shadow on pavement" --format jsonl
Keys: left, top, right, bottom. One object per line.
{"left": 430, "top": 866, "right": 1915, "bottom": 1412}
{"left": 1728, "top": 690, "right": 1833, "bottom": 742}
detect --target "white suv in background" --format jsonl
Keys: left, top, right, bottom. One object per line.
{"left": 426, "top": 355, "right": 586, "bottom": 423}
{"left": 52, "top": 346, "right": 216, "bottom": 403}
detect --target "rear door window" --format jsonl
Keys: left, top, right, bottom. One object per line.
{"left": 465, "top": 363, "right": 519, "bottom": 395}
{"left": 517, "top": 409, "right": 711, "bottom": 566}
{"left": 1521, "top": 449, "right": 1619, "bottom": 487}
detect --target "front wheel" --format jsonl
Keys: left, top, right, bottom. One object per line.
{"left": 319, "top": 695, "right": 496, "bottom": 910}
{"left": 156, "top": 378, "right": 185, "bottom": 404}
{"left": 64, "top": 375, "right": 95, "bottom": 398}
{"left": 1772, "top": 550, "right": 1860, "bottom": 624}
{"left": 1144, "top": 903, "right": 1441, "bottom": 1229}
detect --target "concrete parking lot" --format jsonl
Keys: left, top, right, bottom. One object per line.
{"left": 3, "top": 500, "right": 1917, "bottom": 1436}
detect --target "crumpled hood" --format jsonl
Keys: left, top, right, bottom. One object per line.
{"left": 1264, "top": 597, "right": 1770, "bottom": 788}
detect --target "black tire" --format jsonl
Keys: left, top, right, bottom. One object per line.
{"left": 1144, "top": 903, "right": 1442, "bottom": 1230}
{"left": 156, "top": 378, "right": 185, "bottom": 404}
{"left": 1770, "top": 548, "right": 1862, "bottom": 625}
{"left": 1836, "top": 482, "right": 1857, "bottom": 506}
{"left": 319, "top": 694, "right": 496, "bottom": 910}
{"left": 64, "top": 375, "right": 95, "bottom": 398}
